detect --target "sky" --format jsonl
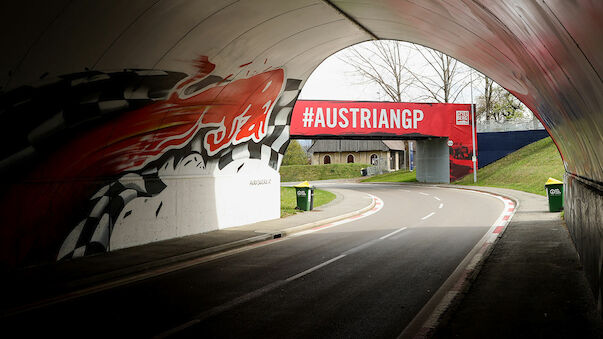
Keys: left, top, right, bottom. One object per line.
{"left": 298, "top": 41, "right": 481, "bottom": 104}
{"left": 294, "top": 41, "right": 537, "bottom": 149}
{"left": 295, "top": 41, "right": 477, "bottom": 150}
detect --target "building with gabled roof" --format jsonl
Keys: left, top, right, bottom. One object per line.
{"left": 307, "top": 139, "right": 413, "bottom": 171}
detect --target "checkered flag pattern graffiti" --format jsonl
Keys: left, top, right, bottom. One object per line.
{"left": 0, "top": 69, "right": 187, "bottom": 177}
{"left": 56, "top": 77, "right": 302, "bottom": 260}
{"left": 218, "top": 78, "right": 302, "bottom": 171}
{"left": 57, "top": 170, "right": 166, "bottom": 260}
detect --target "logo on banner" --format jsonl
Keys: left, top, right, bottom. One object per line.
{"left": 456, "top": 110, "right": 470, "bottom": 125}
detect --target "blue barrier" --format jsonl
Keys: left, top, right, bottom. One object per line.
{"left": 477, "top": 130, "right": 549, "bottom": 168}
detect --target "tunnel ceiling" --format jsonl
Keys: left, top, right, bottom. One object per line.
{"left": 1, "top": 0, "right": 602, "bottom": 182}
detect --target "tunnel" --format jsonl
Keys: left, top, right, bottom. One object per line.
{"left": 0, "top": 0, "right": 602, "bottom": 308}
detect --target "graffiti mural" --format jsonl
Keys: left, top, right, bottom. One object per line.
{"left": 0, "top": 57, "right": 302, "bottom": 269}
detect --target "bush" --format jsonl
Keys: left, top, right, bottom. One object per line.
{"left": 282, "top": 140, "right": 308, "bottom": 166}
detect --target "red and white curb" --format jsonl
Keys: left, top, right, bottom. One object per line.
{"left": 410, "top": 192, "right": 517, "bottom": 339}
{"left": 291, "top": 194, "right": 384, "bottom": 237}
{"left": 464, "top": 195, "right": 516, "bottom": 273}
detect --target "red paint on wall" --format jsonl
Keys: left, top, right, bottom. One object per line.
{"left": 0, "top": 60, "right": 285, "bottom": 267}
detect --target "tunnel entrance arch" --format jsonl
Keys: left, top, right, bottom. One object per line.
{"left": 0, "top": 1, "right": 601, "bottom": 306}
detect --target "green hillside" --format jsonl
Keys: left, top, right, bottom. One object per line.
{"left": 361, "top": 170, "right": 417, "bottom": 183}
{"left": 455, "top": 137, "right": 565, "bottom": 195}
{"left": 280, "top": 163, "right": 368, "bottom": 182}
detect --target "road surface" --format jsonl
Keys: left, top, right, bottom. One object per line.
{"left": 1, "top": 183, "right": 504, "bottom": 338}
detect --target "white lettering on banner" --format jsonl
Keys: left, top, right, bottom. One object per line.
{"left": 413, "top": 109, "right": 424, "bottom": 129}
{"left": 350, "top": 108, "right": 358, "bottom": 128}
{"left": 360, "top": 108, "right": 371, "bottom": 128}
{"left": 339, "top": 108, "right": 349, "bottom": 128}
{"left": 372, "top": 109, "right": 377, "bottom": 128}
{"left": 302, "top": 107, "right": 314, "bottom": 127}
{"left": 390, "top": 109, "right": 400, "bottom": 129}
{"left": 314, "top": 107, "right": 325, "bottom": 128}
{"left": 402, "top": 109, "right": 412, "bottom": 129}
{"left": 379, "top": 109, "right": 389, "bottom": 128}
{"left": 326, "top": 108, "right": 337, "bottom": 128}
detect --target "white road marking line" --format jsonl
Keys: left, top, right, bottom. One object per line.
{"left": 286, "top": 255, "right": 346, "bottom": 281}
{"left": 421, "top": 212, "right": 435, "bottom": 220}
{"left": 434, "top": 196, "right": 441, "bottom": 201}
{"left": 158, "top": 218, "right": 408, "bottom": 337}
{"left": 419, "top": 192, "right": 430, "bottom": 196}
{"left": 291, "top": 194, "right": 384, "bottom": 237}
{"left": 400, "top": 188, "right": 518, "bottom": 339}
{"left": 155, "top": 279, "right": 289, "bottom": 338}
{"left": 379, "top": 227, "right": 408, "bottom": 240}
{"left": 439, "top": 203, "right": 444, "bottom": 209}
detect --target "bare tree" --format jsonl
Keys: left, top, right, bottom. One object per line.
{"left": 339, "top": 40, "right": 471, "bottom": 103}
{"left": 476, "top": 82, "right": 525, "bottom": 122}
{"left": 404, "top": 45, "right": 472, "bottom": 103}
{"left": 339, "top": 40, "right": 413, "bottom": 102}
{"left": 476, "top": 75, "right": 494, "bottom": 120}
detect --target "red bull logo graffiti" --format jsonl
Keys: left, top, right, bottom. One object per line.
{"left": 0, "top": 56, "right": 291, "bottom": 268}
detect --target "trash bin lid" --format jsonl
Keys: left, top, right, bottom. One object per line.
{"left": 294, "top": 181, "right": 312, "bottom": 187}
{"left": 545, "top": 177, "right": 563, "bottom": 185}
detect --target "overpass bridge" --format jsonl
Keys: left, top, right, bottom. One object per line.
{"left": 0, "top": 0, "right": 601, "bottom": 311}
{"left": 290, "top": 100, "right": 478, "bottom": 183}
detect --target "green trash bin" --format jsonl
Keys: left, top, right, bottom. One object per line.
{"left": 545, "top": 177, "right": 563, "bottom": 212}
{"left": 294, "top": 181, "right": 314, "bottom": 211}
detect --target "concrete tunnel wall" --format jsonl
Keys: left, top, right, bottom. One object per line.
{"left": 0, "top": 0, "right": 602, "bottom": 307}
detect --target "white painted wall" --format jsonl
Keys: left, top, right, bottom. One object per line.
{"left": 214, "top": 160, "right": 280, "bottom": 229}
{"left": 109, "top": 158, "right": 280, "bottom": 251}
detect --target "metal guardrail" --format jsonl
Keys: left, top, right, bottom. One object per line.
{"left": 476, "top": 119, "right": 544, "bottom": 133}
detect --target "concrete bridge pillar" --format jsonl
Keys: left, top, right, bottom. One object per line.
{"left": 415, "top": 138, "right": 450, "bottom": 184}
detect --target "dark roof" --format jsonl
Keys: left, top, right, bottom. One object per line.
{"left": 308, "top": 140, "right": 405, "bottom": 153}
{"left": 382, "top": 140, "right": 405, "bottom": 151}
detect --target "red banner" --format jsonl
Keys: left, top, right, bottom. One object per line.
{"left": 290, "top": 100, "right": 476, "bottom": 181}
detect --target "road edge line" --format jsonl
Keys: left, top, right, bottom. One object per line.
{"left": 399, "top": 187, "right": 519, "bottom": 339}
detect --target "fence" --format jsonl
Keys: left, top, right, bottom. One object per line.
{"left": 476, "top": 119, "right": 544, "bottom": 133}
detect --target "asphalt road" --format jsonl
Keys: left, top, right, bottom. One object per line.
{"left": 1, "top": 183, "right": 504, "bottom": 338}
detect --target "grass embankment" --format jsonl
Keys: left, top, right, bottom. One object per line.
{"left": 280, "top": 163, "right": 369, "bottom": 182}
{"left": 455, "top": 137, "right": 564, "bottom": 196}
{"left": 361, "top": 170, "right": 417, "bottom": 183}
{"left": 280, "top": 187, "right": 337, "bottom": 217}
